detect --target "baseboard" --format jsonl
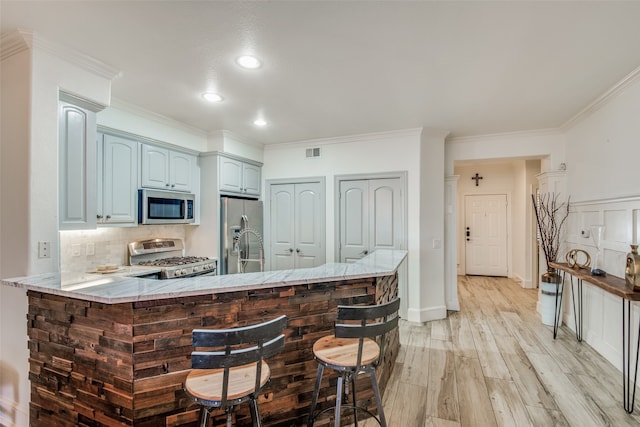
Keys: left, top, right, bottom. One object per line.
{"left": 446, "top": 298, "right": 460, "bottom": 312}
{"left": 407, "top": 305, "right": 447, "bottom": 323}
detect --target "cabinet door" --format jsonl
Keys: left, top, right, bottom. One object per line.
{"left": 141, "top": 145, "right": 169, "bottom": 189}
{"left": 96, "top": 134, "right": 104, "bottom": 223}
{"left": 269, "top": 181, "right": 325, "bottom": 270}
{"left": 270, "top": 184, "right": 295, "bottom": 270}
{"left": 339, "top": 178, "right": 403, "bottom": 262}
{"left": 219, "top": 156, "right": 243, "bottom": 194}
{"left": 59, "top": 101, "right": 97, "bottom": 230}
{"left": 243, "top": 163, "right": 262, "bottom": 196}
{"left": 103, "top": 134, "right": 138, "bottom": 224}
{"left": 170, "top": 151, "right": 193, "bottom": 192}
{"left": 294, "top": 182, "right": 324, "bottom": 268}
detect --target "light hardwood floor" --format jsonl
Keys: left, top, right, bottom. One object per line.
{"left": 357, "top": 275, "right": 640, "bottom": 426}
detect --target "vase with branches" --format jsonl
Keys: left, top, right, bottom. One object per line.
{"left": 532, "top": 192, "right": 570, "bottom": 326}
{"left": 532, "top": 193, "right": 570, "bottom": 271}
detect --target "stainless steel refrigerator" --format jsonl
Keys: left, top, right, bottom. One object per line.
{"left": 220, "top": 197, "right": 264, "bottom": 274}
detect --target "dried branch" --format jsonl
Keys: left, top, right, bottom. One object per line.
{"left": 532, "top": 193, "right": 570, "bottom": 270}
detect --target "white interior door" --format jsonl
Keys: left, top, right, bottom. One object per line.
{"left": 340, "top": 178, "right": 403, "bottom": 262}
{"left": 269, "top": 181, "right": 325, "bottom": 270}
{"left": 465, "top": 194, "right": 508, "bottom": 276}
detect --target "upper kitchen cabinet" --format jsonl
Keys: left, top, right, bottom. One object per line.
{"left": 97, "top": 133, "right": 138, "bottom": 225}
{"left": 141, "top": 144, "right": 196, "bottom": 192}
{"left": 59, "top": 98, "right": 98, "bottom": 230}
{"left": 218, "top": 153, "right": 262, "bottom": 198}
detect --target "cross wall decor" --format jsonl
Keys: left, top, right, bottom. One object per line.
{"left": 471, "top": 173, "right": 483, "bottom": 186}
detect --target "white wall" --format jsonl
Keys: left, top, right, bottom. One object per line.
{"left": 0, "top": 31, "right": 114, "bottom": 426}
{"left": 98, "top": 99, "right": 209, "bottom": 152}
{"left": 263, "top": 128, "right": 448, "bottom": 322}
{"left": 560, "top": 71, "right": 640, "bottom": 372}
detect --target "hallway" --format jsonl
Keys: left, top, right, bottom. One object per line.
{"left": 360, "top": 276, "right": 640, "bottom": 426}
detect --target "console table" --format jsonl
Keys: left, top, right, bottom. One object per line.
{"left": 550, "top": 262, "right": 640, "bottom": 414}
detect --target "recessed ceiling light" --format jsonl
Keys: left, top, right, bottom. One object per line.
{"left": 202, "top": 92, "right": 223, "bottom": 102}
{"left": 254, "top": 119, "right": 267, "bottom": 127}
{"left": 236, "top": 55, "right": 262, "bottom": 69}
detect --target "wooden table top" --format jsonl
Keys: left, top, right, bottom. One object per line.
{"left": 550, "top": 262, "right": 640, "bottom": 301}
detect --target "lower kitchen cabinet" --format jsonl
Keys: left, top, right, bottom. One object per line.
{"left": 97, "top": 133, "right": 138, "bottom": 225}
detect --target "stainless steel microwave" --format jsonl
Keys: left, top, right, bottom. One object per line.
{"left": 138, "top": 189, "right": 195, "bottom": 224}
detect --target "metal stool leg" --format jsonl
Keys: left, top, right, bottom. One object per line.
{"left": 249, "top": 397, "right": 262, "bottom": 427}
{"left": 226, "top": 407, "right": 232, "bottom": 427}
{"left": 307, "top": 363, "right": 324, "bottom": 426}
{"left": 369, "top": 367, "right": 387, "bottom": 427}
{"left": 335, "top": 373, "right": 345, "bottom": 427}
{"left": 199, "top": 407, "right": 210, "bottom": 427}
{"left": 351, "top": 373, "right": 358, "bottom": 426}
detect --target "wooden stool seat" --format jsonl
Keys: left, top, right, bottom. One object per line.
{"left": 185, "top": 315, "right": 287, "bottom": 427}
{"left": 313, "top": 336, "right": 379, "bottom": 367}
{"left": 307, "top": 298, "right": 400, "bottom": 427}
{"left": 185, "top": 361, "right": 270, "bottom": 402}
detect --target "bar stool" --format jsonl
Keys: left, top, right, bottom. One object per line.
{"left": 307, "top": 298, "right": 400, "bottom": 427}
{"left": 185, "top": 315, "right": 287, "bottom": 427}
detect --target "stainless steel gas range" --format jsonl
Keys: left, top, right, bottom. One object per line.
{"left": 128, "top": 238, "right": 216, "bottom": 279}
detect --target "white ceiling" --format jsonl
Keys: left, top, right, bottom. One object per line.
{"left": 2, "top": 1, "right": 640, "bottom": 145}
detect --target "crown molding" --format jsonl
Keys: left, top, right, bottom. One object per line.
{"left": 446, "top": 127, "right": 562, "bottom": 145}
{"left": 264, "top": 127, "right": 423, "bottom": 150}
{"left": 561, "top": 64, "right": 640, "bottom": 131}
{"left": 0, "top": 28, "right": 32, "bottom": 60}
{"left": 1, "top": 29, "right": 121, "bottom": 80}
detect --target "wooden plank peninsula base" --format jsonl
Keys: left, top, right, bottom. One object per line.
{"left": 5, "top": 250, "right": 405, "bottom": 426}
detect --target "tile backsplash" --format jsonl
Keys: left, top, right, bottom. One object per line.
{"left": 59, "top": 225, "right": 190, "bottom": 272}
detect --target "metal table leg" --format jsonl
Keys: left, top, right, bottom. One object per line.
{"left": 553, "top": 271, "right": 565, "bottom": 339}
{"left": 571, "top": 277, "right": 583, "bottom": 342}
{"left": 622, "top": 299, "right": 640, "bottom": 413}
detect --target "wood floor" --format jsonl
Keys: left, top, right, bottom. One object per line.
{"left": 354, "top": 275, "right": 640, "bottom": 427}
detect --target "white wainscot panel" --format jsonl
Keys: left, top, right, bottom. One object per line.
{"left": 603, "top": 209, "right": 628, "bottom": 243}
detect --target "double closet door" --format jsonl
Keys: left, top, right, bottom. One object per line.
{"left": 269, "top": 181, "right": 325, "bottom": 270}
{"left": 339, "top": 178, "right": 403, "bottom": 262}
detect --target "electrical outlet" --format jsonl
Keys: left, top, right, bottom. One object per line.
{"left": 71, "top": 244, "right": 81, "bottom": 257}
{"left": 86, "top": 243, "right": 95, "bottom": 256}
{"left": 38, "top": 241, "right": 50, "bottom": 258}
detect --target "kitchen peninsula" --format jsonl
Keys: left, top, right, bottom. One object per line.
{"left": 1, "top": 250, "right": 406, "bottom": 426}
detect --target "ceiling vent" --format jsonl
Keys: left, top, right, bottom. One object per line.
{"left": 306, "top": 147, "right": 321, "bottom": 158}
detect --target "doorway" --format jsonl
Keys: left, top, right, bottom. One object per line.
{"left": 464, "top": 194, "right": 508, "bottom": 277}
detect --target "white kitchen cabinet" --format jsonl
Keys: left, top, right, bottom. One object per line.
{"left": 218, "top": 154, "right": 262, "bottom": 197}
{"left": 97, "top": 133, "right": 138, "bottom": 225}
{"left": 59, "top": 100, "right": 97, "bottom": 230}
{"left": 141, "top": 144, "right": 195, "bottom": 192}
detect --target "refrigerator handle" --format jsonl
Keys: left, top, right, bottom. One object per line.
{"left": 240, "top": 214, "right": 250, "bottom": 258}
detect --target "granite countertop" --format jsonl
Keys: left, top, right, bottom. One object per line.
{"left": 0, "top": 250, "right": 407, "bottom": 304}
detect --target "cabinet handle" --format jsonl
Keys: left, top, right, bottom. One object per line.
{"left": 165, "top": 183, "right": 170, "bottom": 187}
{"left": 97, "top": 214, "right": 103, "bottom": 219}
{"left": 171, "top": 184, "right": 175, "bottom": 188}
{"left": 288, "top": 248, "right": 293, "bottom": 253}
{"left": 296, "top": 248, "right": 301, "bottom": 253}
{"left": 106, "top": 215, "right": 111, "bottom": 220}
